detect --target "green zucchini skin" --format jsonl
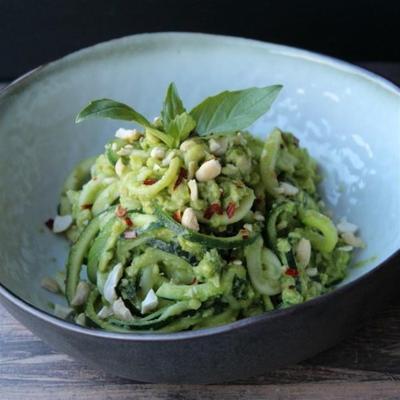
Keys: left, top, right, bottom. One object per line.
{"left": 260, "top": 128, "right": 282, "bottom": 196}
{"left": 59, "top": 156, "right": 96, "bottom": 215}
{"left": 147, "top": 239, "right": 198, "bottom": 264}
{"left": 87, "top": 212, "right": 161, "bottom": 284}
{"left": 85, "top": 289, "right": 201, "bottom": 332}
{"left": 154, "top": 205, "right": 259, "bottom": 249}
{"left": 87, "top": 217, "right": 121, "bottom": 284}
{"left": 85, "top": 290, "right": 132, "bottom": 332}
{"left": 244, "top": 237, "right": 281, "bottom": 296}
{"left": 131, "top": 248, "right": 195, "bottom": 284}
{"left": 299, "top": 209, "right": 338, "bottom": 253}
{"left": 66, "top": 211, "right": 113, "bottom": 303}
{"left": 156, "top": 281, "right": 222, "bottom": 302}
{"left": 109, "top": 299, "right": 201, "bottom": 328}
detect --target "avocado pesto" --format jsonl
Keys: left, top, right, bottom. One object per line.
{"left": 50, "top": 83, "right": 364, "bottom": 332}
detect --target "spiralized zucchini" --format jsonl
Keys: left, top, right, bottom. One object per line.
{"left": 52, "top": 87, "right": 362, "bottom": 333}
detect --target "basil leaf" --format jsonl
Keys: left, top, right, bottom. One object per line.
{"left": 161, "top": 83, "right": 185, "bottom": 129}
{"left": 145, "top": 127, "right": 175, "bottom": 148}
{"left": 167, "top": 112, "right": 196, "bottom": 147}
{"left": 76, "top": 98, "right": 151, "bottom": 127}
{"left": 190, "top": 85, "right": 282, "bottom": 135}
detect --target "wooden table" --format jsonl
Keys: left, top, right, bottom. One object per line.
{"left": 1, "top": 63, "right": 399, "bottom": 399}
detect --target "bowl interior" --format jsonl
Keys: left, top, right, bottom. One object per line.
{"left": 0, "top": 33, "right": 399, "bottom": 313}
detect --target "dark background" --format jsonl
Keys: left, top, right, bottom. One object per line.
{"left": 1, "top": 0, "right": 399, "bottom": 80}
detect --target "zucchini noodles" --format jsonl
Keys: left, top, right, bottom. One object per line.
{"left": 48, "top": 85, "right": 363, "bottom": 332}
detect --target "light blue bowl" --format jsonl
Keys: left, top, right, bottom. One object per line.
{"left": 0, "top": 33, "right": 399, "bottom": 383}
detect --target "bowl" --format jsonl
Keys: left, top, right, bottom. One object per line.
{"left": 0, "top": 32, "right": 399, "bottom": 384}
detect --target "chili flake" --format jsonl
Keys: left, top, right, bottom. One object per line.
{"left": 226, "top": 202, "right": 236, "bottom": 219}
{"left": 81, "top": 204, "right": 93, "bottom": 210}
{"left": 203, "top": 203, "right": 223, "bottom": 219}
{"left": 143, "top": 178, "right": 157, "bottom": 185}
{"left": 285, "top": 268, "right": 299, "bottom": 277}
{"left": 124, "top": 217, "right": 134, "bottom": 227}
{"left": 173, "top": 210, "right": 182, "bottom": 222}
{"left": 173, "top": 168, "right": 187, "bottom": 190}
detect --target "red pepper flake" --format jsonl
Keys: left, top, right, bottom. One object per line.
{"left": 124, "top": 217, "right": 134, "bottom": 227}
{"left": 45, "top": 218, "right": 54, "bottom": 230}
{"left": 240, "top": 228, "right": 249, "bottom": 239}
{"left": 173, "top": 210, "right": 182, "bottom": 222}
{"left": 143, "top": 178, "right": 157, "bottom": 185}
{"left": 226, "top": 202, "right": 236, "bottom": 219}
{"left": 191, "top": 277, "right": 198, "bottom": 285}
{"left": 203, "top": 203, "right": 223, "bottom": 219}
{"left": 285, "top": 268, "right": 299, "bottom": 277}
{"left": 173, "top": 168, "right": 187, "bottom": 190}
{"left": 81, "top": 204, "right": 93, "bottom": 210}
{"left": 115, "top": 205, "right": 127, "bottom": 218}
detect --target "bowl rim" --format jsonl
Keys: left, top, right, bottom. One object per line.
{"left": 0, "top": 31, "right": 399, "bottom": 342}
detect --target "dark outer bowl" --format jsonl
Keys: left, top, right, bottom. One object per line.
{"left": 1, "top": 248, "right": 399, "bottom": 383}
{"left": 0, "top": 34, "right": 399, "bottom": 383}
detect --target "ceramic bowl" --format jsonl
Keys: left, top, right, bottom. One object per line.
{"left": 0, "top": 33, "right": 399, "bottom": 383}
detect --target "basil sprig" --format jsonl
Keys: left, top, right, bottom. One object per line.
{"left": 161, "top": 83, "right": 196, "bottom": 147}
{"left": 76, "top": 82, "right": 282, "bottom": 147}
{"left": 161, "top": 82, "right": 185, "bottom": 129}
{"left": 75, "top": 98, "right": 152, "bottom": 127}
{"left": 189, "top": 85, "right": 282, "bottom": 135}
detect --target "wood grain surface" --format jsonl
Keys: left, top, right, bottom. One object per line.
{"left": 2, "top": 301, "right": 400, "bottom": 399}
{"left": 0, "top": 63, "right": 399, "bottom": 399}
